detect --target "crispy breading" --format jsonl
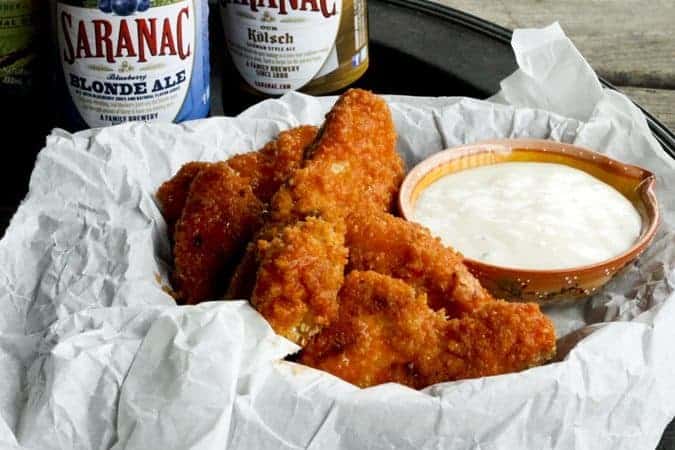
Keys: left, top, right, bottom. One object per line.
{"left": 300, "top": 271, "right": 556, "bottom": 389}
{"left": 270, "top": 89, "right": 404, "bottom": 223}
{"left": 225, "top": 221, "right": 287, "bottom": 300}
{"left": 228, "top": 125, "right": 318, "bottom": 201}
{"left": 156, "top": 161, "right": 209, "bottom": 234}
{"left": 228, "top": 89, "right": 404, "bottom": 299}
{"left": 173, "top": 163, "right": 264, "bottom": 304}
{"left": 305, "top": 89, "right": 399, "bottom": 170}
{"left": 251, "top": 217, "right": 348, "bottom": 345}
{"left": 158, "top": 126, "right": 318, "bottom": 303}
{"left": 156, "top": 126, "right": 317, "bottom": 231}
{"left": 300, "top": 271, "right": 442, "bottom": 388}
{"left": 421, "top": 300, "right": 556, "bottom": 385}
{"left": 345, "top": 209, "right": 493, "bottom": 317}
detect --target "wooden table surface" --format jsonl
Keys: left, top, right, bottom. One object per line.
{"left": 432, "top": 2, "right": 674, "bottom": 449}
{"left": 434, "top": 0, "right": 675, "bottom": 131}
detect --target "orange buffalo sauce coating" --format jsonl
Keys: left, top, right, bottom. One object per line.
{"left": 252, "top": 217, "right": 348, "bottom": 345}
{"left": 157, "top": 126, "right": 318, "bottom": 303}
{"left": 301, "top": 271, "right": 556, "bottom": 389}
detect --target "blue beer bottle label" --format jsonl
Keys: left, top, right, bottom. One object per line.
{"left": 55, "top": 0, "right": 210, "bottom": 129}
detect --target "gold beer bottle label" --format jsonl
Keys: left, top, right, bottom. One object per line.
{"left": 0, "top": 0, "right": 41, "bottom": 89}
{"left": 220, "top": 0, "right": 368, "bottom": 96}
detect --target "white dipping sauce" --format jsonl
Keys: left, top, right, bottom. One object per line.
{"left": 412, "top": 162, "right": 642, "bottom": 270}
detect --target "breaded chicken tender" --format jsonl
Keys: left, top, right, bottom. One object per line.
{"left": 156, "top": 161, "right": 209, "bottom": 234}
{"left": 270, "top": 89, "right": 404, "bottom": 223}
{"left": 252, "top": 217, "right": 348, "bottom": 345}
{"left": 156, "top": 126, "right": 317, "bottom": 229}
{"left": 225, "top": 241, "right": 260, "bottom": 301}
{"left": 300, "top": 271, "right": 556, "bottom": 389}
{"left": 228, "top": 89, "right": 404, "bottom": 298}
{"left": 300, "top": 271, "right": 443, "bottom": 388}
{"left": 226, "top": 221, "right": 288, "bottom": 301}
{"left": 423, "top": 300, "right": 556, "bottom": 385}
{"left": 173, "top": 163, "right": 264, "bottom": 303}
{"left": 228, "top": 125, "right": 318, "bottom": 201}
{"left": 345, "top": 209, "right": 492, "bottom": 317}
{"left": 158, "top": 126, "right": 318, "bottom": 303}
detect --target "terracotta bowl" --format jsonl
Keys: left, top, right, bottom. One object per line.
{"left": 398, "top": 139, "right": 660, "bottom": 304}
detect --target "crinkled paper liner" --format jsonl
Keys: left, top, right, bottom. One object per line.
{"left": 1, "top": 23, "right": 674, "bottom": 450}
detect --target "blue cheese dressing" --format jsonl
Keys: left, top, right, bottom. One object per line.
{"left": 412, "top": 162, "right": 642, "bottom": 270}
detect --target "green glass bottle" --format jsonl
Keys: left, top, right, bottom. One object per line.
{"left": 0, "top": 0, "right": 42, "bottom": 95}
{"left": 0, "top": 0, "right": 48, "bottom": 210}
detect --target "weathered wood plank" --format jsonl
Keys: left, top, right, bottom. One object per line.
{"left": 432, "top": 0, "right": 675, "bottom": 89}
{"left": 620, "top": 87, "right": 675, "bottom": 132}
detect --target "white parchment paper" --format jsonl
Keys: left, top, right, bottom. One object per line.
{"left": 1, "top": 23, "right": 674, "bottom": 450}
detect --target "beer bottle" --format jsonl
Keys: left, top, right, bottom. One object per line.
{"left": 0, "top": 0, "right": 43, "bottom": 98}
{"left": 51, "top": 0, "right": 211, "bottom": 131}
{"left": 218, "top": 0, "right": 369, "bottom": 114}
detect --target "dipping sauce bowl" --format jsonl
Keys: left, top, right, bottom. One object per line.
{"left": 398, "top": 139, "right": 660, "bottom": 304}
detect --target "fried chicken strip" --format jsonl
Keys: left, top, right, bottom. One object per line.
{"left": 226, "top": 222, "right": 286, "bottom": 300}
{"left": 252, "top": 217, "right": 348, "bottom": 345}
{"left": 156, "top": 161, "right": 209, "bottom": 235}
{"left": 228, "top": 125, "right": 318, "bottom": 201}
{"left": 156, "top": 126, "right": 318, "bottom": 229}
{"left": 300, "top": 271, "right": 556, "bottom": 389}
{"left": 228, "top": 89, "right": 404, "bottom": 299}
{"left": 158, "top": 126, "right": 318, "bottom": 303}
{"left": 270, "top": 89, "right": 404, "bottom": 223}
{"left": 345, "top": 209, "right": 493, "bottom": 317}
{"left": 172, "top": 163, "right": 264, "bottom": 303}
